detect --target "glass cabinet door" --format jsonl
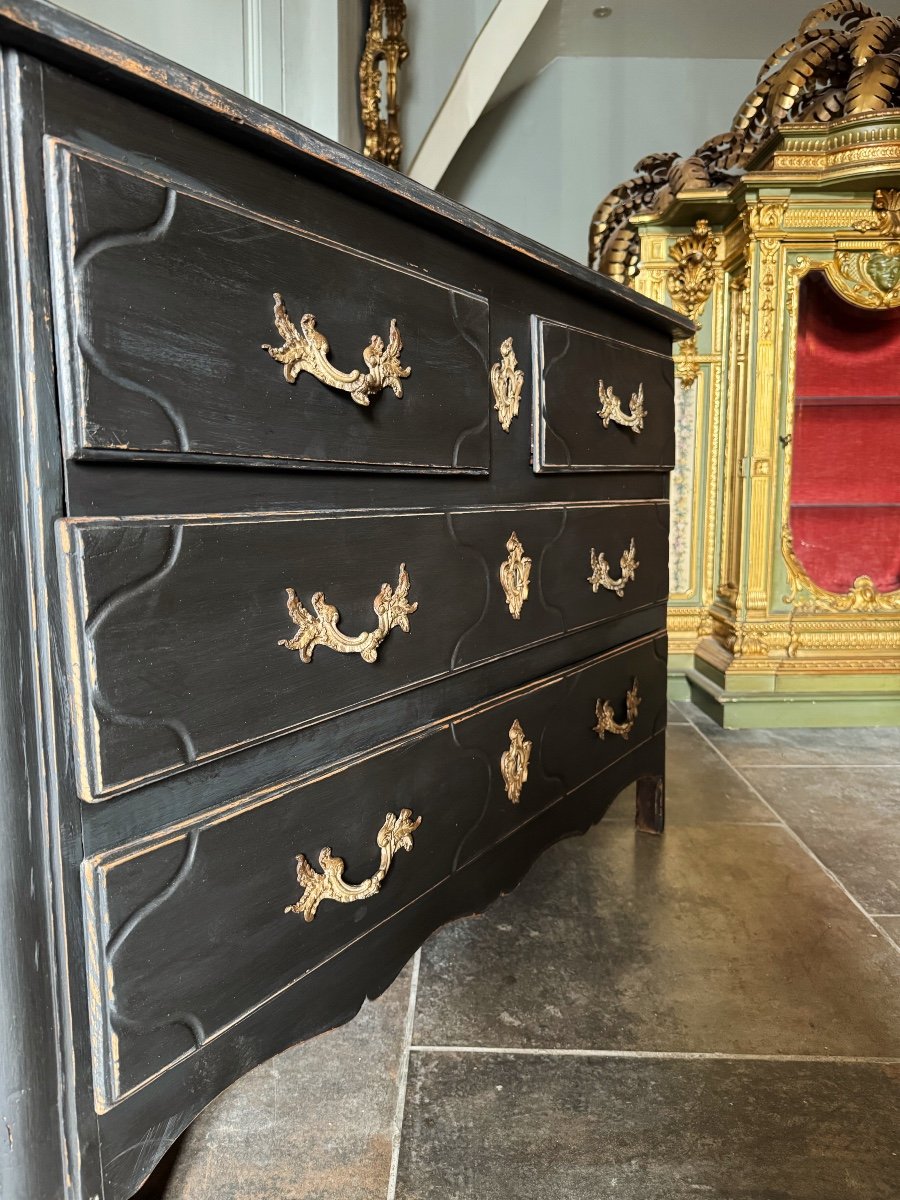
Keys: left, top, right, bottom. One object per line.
{"left": 789, "top": 271, "right": 900, "bottom": 596}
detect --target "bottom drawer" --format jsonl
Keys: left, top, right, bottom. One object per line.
{"left": 83, "top": 633, "right": 666, "bottom": 1107}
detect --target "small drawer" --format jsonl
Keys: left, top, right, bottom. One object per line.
{"left": 449, "top": 501, "right": 668, "bottom": 667}
{"left": 59, "top": 504, "right": 668, "bottom": 801}
{"left": 82, "top": 634, "right": 666, "bottom": 1107}
{"left": 532, "top": 315, "right": 675, "bottom": 473}
{"left": 48, "top": 145, "right": 490, "bottom": 474}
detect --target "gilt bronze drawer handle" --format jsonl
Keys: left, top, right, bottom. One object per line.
{"left": 597, "top": 379, "right": 645, "bottom": 433}
{"left": 262, "top": 293, "right": 411, "bottom": 407}
{"left": 499, "top": 532, "right": 532, "bottom": 619}
{"left": 594, "top": 679, "right": 641, "bottom": 741}
{"left": 588, "top": 537, "right": 639, "bottom": 597}
{"left": 490, "top": 337, "right": 525, "bottom": 432}
{"left": 279, "top": 564, "right": 417, "bottom": 664}
{"left": 285, "top": 809, "right": 422, "bottom": 922}
{"left": 501, "top": 719, "right": 532, "bottom": 804}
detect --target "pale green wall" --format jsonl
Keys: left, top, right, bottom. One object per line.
{"left": 54, "top": 0, "right": 499, "bottom": 166}
{"left": 402, "top": 0, "right": 498, "bottom": 166}
{"left": 55, "top": 0, "right": 366, "bottom": 146}
{"left": 440, "top": 55, "right": 763, "bottom": 264}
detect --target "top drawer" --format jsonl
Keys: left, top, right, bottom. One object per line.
{"left": 47, "top": 145, "right": 490, "bottom": 475}
{"left": 532, "top": 316, "right": 675, "bottom": 473}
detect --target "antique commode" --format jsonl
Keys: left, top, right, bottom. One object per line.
{"left": 0, "top": 3, "right": 688, "bottom": 1197}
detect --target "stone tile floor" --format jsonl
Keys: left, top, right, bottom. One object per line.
{"left": 152, "top": 703, "right": 900, "bottom": 1200}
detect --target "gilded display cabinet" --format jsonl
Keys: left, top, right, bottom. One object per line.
{"left": 627, "top": 117, "right": 900, "bottom": 725}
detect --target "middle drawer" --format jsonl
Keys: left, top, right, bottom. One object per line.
{"left": 59, "top": 502, "right": 667, "bottom": 800}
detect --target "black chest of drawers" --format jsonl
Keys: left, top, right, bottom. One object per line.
{"left": 0, "top": 4, "right": 691, "bottom": 1197}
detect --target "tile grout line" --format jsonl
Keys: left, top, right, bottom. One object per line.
{"left": 407, "top": 1045, "right": 900, "bottom": 1064}
{"left": 386, "top": 949, "right": 421, "bottom": 1200}
{"left": 732, "top": 763, "right": 900, "bottom": 769}
{"left": 680, "top": 710, "right": 900, "bottom": 950}
{"left": 603, "top": 817, "right": 782, "bottom": 827}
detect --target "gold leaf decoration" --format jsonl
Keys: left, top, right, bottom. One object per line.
{"left": 588, "top": 0, "right": 900, "bottom": 283}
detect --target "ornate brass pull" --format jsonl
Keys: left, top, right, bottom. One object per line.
{"left": 279, "top": 564, "right": 417, "bottom": 664}
{"left": 285, "top": 809, "right": 422, "bottom": 922}
{"left": 501, "top": 719, "right": 532, "bottom": 804}
{"left": 594, "top": 679, "right": 641, "bottom": 741}
{"left": 597, "top": 379, "right": 645, "bottom": 433}
{"left": 490, "top": 337, "right": 525, "bottom": 432}
{"left": 588, "top": 538, "right": 639, "bottom": 597}
{"left": 262, "top": 293, "right": 411, "bottom": 407}
{"left": 500, "top": 532, "right": 531, "bottom": 620}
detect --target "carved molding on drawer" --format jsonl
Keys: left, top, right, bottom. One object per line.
{"left": 588, "top": 537, "right": 639, "bottom": 598}
{"left": 279, "top": 563, "right": 417, "bottom": 664}
{"left": 597, "top": 379, "right": 645, "bottom": 433}
{"left": 285, "top": 808, "right": 422, "bottom": 922}
{"left": 500, "top": 719, "right": 532, "bottom": 804}
{"left": 594, "top": 678, "right": 641, "bottom": 741}
{"left": 490, "top": 336, "right": 524, "bottom": 432}
{"left": 262, "top": 293, "right": 411, "bottom": 407}
{"left": 499, "top": 532, "right": 531, "bottom": 620}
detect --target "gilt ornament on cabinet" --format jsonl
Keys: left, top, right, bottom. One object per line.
{"left": 597, "top": 379, "right": 645, "bottom": 433}
{"left": 263, "top": 293, "right": 411, "bottom": 405}
{"left": 280, "top": 564, "right": 417, "bottom": 663}
{"left": 594, "top": 679, "right": 641, "bottom": 740}
{"left": 490, "top": 336, "right": 524, "bottom": 431}
{"left": 500, "top": 532, "right": 531, "bottom": 619}
{"left": 588, "top": 538, "right": 639, "bottom": 597}
{"left": 285, "top": 809, "right": 422, "bottom": 921}
{"left": 500, "top": 719, "right": 532, "bottom": 804}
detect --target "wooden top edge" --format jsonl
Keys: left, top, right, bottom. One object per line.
{"left": 0, "top": 0, "right": 692, "bottom": 340}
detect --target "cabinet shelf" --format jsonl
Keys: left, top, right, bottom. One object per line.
{"left": 796, "top": 394, "right": 900, "bottom": 407}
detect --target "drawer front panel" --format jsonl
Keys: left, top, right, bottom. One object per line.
{"left": 449, "top": 502, "right": 668, "bottom": 667}
{"left": 49, "top": 146, "right": 490, "bottom": 474}
{"left": 533, "top": 315, "right": 675, "bottom": 473}
{"left": 83, "top": 635, "right": 666, "bottom": 1106}
{"left": 60, "top": 504, "right": 667, "bottom": 801}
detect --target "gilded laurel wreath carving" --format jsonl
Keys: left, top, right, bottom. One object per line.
{"left": 588, "top": 538, "right": 638, "bottom": 597}
{"left": 500, "top": 719, "right": 532, "bottom": 805}
{"left": 285, "top": 809, "right": 421, "bottom": 922}
{"left": 499, "top": 532, "right": 532, "bottom": 619}
{"left": 490, "top": 337, "right": 525, "bottom": 432}
{"left": 279, "top": 564, "right": 417, "bottom": 664}
{"left": 594, "top": 679, "right": 641, "bottom": 741}
{"left": 262, "top": 293, "right": 411, "bottom": 406}
{"left": 597, "top": 380, "right": 645, "bottom": 433}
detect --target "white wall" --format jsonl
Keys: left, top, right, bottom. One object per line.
{"left": 402, "top": 0, "right": 497, "bottom": 166}
{"left": 440, "top": 54, "right": 762, "bottom": 264}
{"left": 55, "top": 0, "right": 366, "bottom": 147}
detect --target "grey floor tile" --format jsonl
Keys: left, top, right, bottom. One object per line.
{"left": 605, "top": 725, "right": 775, "bottom": 824}
{"left": 682, "top": 718, "right": 900, "bottom": 768}
{"left": 876, "top": 916, "right": 900, "bottom": 948}
{"left": 666, "top": 701, "right": 689, "bottom": 725}
{"left": 395, "top": 1053, "right": 900, "bottom": 1200}
{"left": 743, "top": 766, "right": 900, "bottom": 915}
{"left": 412, "top": 824, "right": 900, "bottom": 1056}
{"left": 160, "top": 965, "right": 412, "bottom": 1200}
